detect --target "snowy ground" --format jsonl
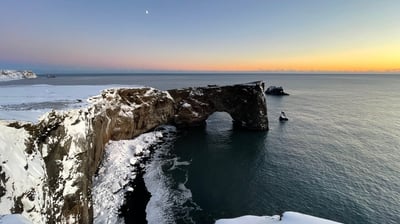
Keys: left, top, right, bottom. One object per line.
{"left": 0, "top": 84, "right": 138, "bottom": 122}
{"left": 216, "top": 212, "right": 342, "bottom": 224}
{"left": 0, "top": 121, "right": 46, "bottom": 224}
{"left": 92, "top": 126, "right": 176, "bottom": 224}
{"left": 0, "top": 70, "right": 37, "bottom": 82}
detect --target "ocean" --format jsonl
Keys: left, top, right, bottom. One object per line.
{"left": 1, "top": 73, "right": 400, "bottom": 223}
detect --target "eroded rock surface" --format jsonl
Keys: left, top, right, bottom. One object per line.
{"left": 169, "top": 81, "right": 268, "bottom": 130}
{"left": 265, "top": 85, "right": 289, "bottom": 96}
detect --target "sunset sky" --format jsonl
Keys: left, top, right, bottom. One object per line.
{"left": 1, "top": 0, "right": 399, "bottom": 73}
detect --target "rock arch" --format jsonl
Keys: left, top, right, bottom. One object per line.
{"left": 1, "top": 82, "right": 269, "bottom": 224}
{"left": 168, "top": 81, "right": 269, "bottom": 131}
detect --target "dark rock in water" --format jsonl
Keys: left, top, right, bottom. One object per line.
{"left": 265, "top": 86, "right": 289, "bottom": 96}
{"left": 279, "top": 111, "right": 289, "bottom": 121}
{"left": 279, "top": 116, "right": 288, "bottom": 121}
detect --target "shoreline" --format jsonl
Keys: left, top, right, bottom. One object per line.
{"left": 120, "top": 168, "right": 151, "bottom": 223}
{"left": 118, "top": 126, "right": 177, "bottom": 223}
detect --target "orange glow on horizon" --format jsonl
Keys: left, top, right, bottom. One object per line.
{"left": 29, "top": 42, "right": 400, "bottom": 73}
{"left": 143, "top": 44, "right": 400, "bottom": 73}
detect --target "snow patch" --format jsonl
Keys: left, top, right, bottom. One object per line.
{"left": 92, "top": 127, "right": 172, "bottom": 224}
{"left": 216, "top": 215, "right": 280, "bottom": 224}
{"left": 0, "top": 70, "right": 37, "bottom": 82}
{"left": 189, "top": 88, "right": 204, "bottom": 96}
{"left": 182, "top": 103, "right": 191, "bottom": 108}
{"left": 216, "top": 212, "right": 342, "bottom": 224}
{"left": 0, "top": 85, "right": 131, "bottom": 122}
{"left": 0, "top": 121, "right": 47, "bottom": 224}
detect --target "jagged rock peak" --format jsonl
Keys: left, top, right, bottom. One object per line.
{"left": 168, "top": 81, "right": 269, "bottom": 130}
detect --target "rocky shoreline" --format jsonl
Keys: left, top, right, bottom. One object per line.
{"left": 119, "top": 131, "right": 174, "bottom": 224}
{"left": 0, "top": 82, "right": 268, "bottom": 223}
{"left": 120, "top": 167, "right": 151, "bottom": 223}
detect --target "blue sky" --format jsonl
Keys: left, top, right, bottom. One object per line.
{"left": 1, "top": 0, "right": 399, "bottom": 73}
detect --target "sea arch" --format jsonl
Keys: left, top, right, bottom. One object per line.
{"left": 167, "top": 81, "right": 269, "bottom": 131}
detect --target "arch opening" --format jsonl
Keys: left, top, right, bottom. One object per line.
{"left": 206, "top": 111, "right": 233, "bottom": 133}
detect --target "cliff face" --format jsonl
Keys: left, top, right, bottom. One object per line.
{"left": 32, "top": 88, "right": 175, "bottom": 223}
{"left": 0, "top": 82, "right": 268, "bottom": 223}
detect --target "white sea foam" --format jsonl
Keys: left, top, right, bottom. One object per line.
{"left": 144, "top": 132, "right": 199, "bottom": 224}
{"left": 144, "top": 151, "right": 175, "bottom": 224}
{"left": 168, "top": 157, "right": 191, "bottom": 171}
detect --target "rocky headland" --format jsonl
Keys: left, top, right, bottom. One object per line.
{"left": 0, "top": 81, "right": 268, "bottom": 223}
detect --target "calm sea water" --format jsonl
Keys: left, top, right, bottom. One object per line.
{"left": 141, "top": 74, "right": 400, "bottom": 224}
{"left": 2, "top": 73, "right": 400, "bottom": 223}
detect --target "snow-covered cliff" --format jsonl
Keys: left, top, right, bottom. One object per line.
{"left": 0, "top": 87, "right": 175, "bottom": 223}
{"left": 0, "top": 70, "right": 37, "bottom": 81}
{"left": 0, "top": 82, "right": 270, "bottom": 223}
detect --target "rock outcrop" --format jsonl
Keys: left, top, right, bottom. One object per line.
{"left": 168, "top": 81, "right": 268, "bottom": 130}
{"left": 0, "top": 82, "right": 268, "bottom": 223}
{"left": 0, "top": 70, "right": 37, "bottom": 81}
{"left": 265, "top": 86, "right": 289, "bottom": 96}
{"left": 33, "top": 88, "right": 175, "bottom": 223}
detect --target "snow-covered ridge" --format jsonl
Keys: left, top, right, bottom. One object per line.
{"left": 0, "top": 87, "right": 175, "bottom": 223}
{"left": 0, "top": 70, "right": 37, "bottom": 81}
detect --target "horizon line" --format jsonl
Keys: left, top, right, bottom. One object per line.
{"left": 34, "top": 70, "right": 400, "bottom": 75}
{"left": 2, "top": 67, "right": 400, "bottom": 75}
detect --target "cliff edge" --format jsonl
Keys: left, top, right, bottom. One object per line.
{"left": 0, "top": 82, "right": 268, "bottom": 223}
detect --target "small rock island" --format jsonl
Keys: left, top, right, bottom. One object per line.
{"left": 265, "top": 86, "right": 289, "bottom": 96}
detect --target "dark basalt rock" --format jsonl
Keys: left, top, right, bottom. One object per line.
{"left": 265, "top": 86, "right": 289, "bottom": 96}
{"left": 168, "top": 81, "right": 268, "bottom": 131}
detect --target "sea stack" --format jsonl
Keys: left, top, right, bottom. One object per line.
{"left": 265, "top": 86, "right": 289, "bottom": 96}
